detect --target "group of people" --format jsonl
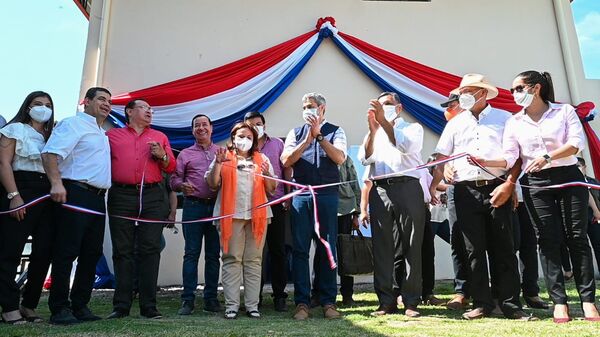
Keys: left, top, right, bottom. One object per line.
{"left": 0, "top": 69, "right": 599, "bottom": 325}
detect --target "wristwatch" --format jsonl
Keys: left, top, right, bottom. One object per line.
{"left": 7, "top": 191, "right": 19, "bottom": 200}
{"left": 543, "top": 154, "right": 552, "bottom": 164}
{"left": 315, "top": 134, "right": 324, "bottom": 142}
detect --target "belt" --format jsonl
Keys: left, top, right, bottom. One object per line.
{"left": 65, "top": 180, "right": 106, "bottom": 196}
{"left": 372, "top": 176, "right": 417, "bottom": 187}
{"left": 456, "top": 178, "right": 503, "bottom": 188}
{"left": 112, "top": 182, "right": 161, "bottom": 190}
{"left": 185, "top": 196, "right": 215, "bottom": 205}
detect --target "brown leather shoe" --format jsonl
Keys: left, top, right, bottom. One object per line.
{"left": 323, "top": 304, "right": 341, "bottom": 319}
{"left": 404, "top": 305, "right": 421, "bottom": 318}
{"left": 447, "top": 294, "right": 469, "bottom": 311}
{"left": 370, "top": 304, "right": 399, "bottom": 317}
{"left": 423, "top": 295, "right": 446, "bottom": 306}
{"left": 293, "top": 303, "right": 310, "bottom": 320}
{"left": 462, "top": 307, "right": 487, "bottom": 320}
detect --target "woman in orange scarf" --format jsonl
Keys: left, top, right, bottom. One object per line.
{"left": 206, "top": 122, "right": 276, "bottom": 319}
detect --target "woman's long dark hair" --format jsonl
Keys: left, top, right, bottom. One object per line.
{"left": 516, "top": 71, "right": 555, "bottom": 103}
{"left": 8, "top": 91, "right": 55, "bottom": 140}
{"left": 227, "top": 122, "right": 259, "bottom": 156}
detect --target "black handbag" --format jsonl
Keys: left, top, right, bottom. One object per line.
{"left": 336, "top": 228, "right": 374, "bottom": 276}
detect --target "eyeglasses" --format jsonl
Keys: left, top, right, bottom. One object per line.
{"left": 136, "top": 105, "right": 154, "bottom": 112}
{"left": 510, "top": 85, "right": 531, "bottom": 94}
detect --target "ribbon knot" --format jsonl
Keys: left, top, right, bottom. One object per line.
{"left": 575, "top": 101, "right": 596, "bottom": 123}
{"left": 316, "top": 17, "right": 336, "bottom": 30}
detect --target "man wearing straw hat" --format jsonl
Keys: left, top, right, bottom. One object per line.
{"left": 430, "top": 74, "right": 531, "bottom": 320}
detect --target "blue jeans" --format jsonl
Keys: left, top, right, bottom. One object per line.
{"left": 291, "top": 193, "right": 338, "bottom": 306}
{"left": 181, "top": 198, "right": 220, "bottom": 302}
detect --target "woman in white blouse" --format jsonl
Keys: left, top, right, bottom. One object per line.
{"left": 475, "top": 71, "right": 599, "bottom": 323}
{"left": 206, "top": 122, "right": 276, "bottom": 319}
{"left": 0, "top": 91, "right": 55, "bottom": 324}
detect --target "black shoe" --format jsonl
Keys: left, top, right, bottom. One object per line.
{"left": 49, "top": 308, "right": 80, "bottom": 325}
{"left": 140, "top": 307, "right": 162, "bottom": 319}
{"left": 524, "top": 296, "right": 549, "bottom": 310}
{"left": 274, "top": 298, "right": 288, "bottom": 312}
{"left": 178, "top": 300, "right": 195, "bottom": 315}
{"left": 72, "top": 306, "right": 101, "bottom": 321}
{"left": 106, "top": 309, "right": 129, "bottom": 319}
{"left": 342, "top": 297, "right": 357, "bottom": 307}
{"left": 204, "top": 299, "right": 222, "bottom": 313}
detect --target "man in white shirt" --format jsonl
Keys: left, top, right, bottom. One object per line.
{"left": 42, "top": 87, "right": 112, "bottom": 325}
{"left": 430, "top": 74, "right": 529, "bottom": 320}
{"left": 357, "top": 92, "right": 426, "bottom": 318}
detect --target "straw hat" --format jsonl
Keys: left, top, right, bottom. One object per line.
{"left": 452, "top": 73, "right": 499, "bottom": 100}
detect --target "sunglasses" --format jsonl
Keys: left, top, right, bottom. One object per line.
{"left": 510, "top": 85, "right": 532, "bottom": 94}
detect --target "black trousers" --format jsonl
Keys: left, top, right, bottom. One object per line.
{"left": 454, "top": 182, "right": 521, "bottom": 316}
{"left": 522, "top": 165, "right": 595, "bottom": 304}
{"left": 48, "top": 181, "right": 106, "bottom": 314}
{"left": 108, "top": 184, "right": 167, "bottom": 312}
{"left": 0, "top": 172, "right": 55, "bottom": 312}
{"left": 260, "top": 204, "right": 289, "bottom": 300}
{"left": 514, "top": 202, "right": 541, "bottom": 297}
{"left": 311, "top": 213, "right": 356, "bottom": 300}
{"left": 421, "top": 208, "right": 435, "bottom": 298}
{"left": 370, "top": 178, "right": 425, "bottom": 307}
{"left": 446, "top": 185, "right": 470, "bottom": 297}
{"left": 395, "top": 206, "right": 436, "bottom": 299}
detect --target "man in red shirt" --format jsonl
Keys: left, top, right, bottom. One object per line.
{"left": 105, "top": 99, "right": 175, "bottom": 319}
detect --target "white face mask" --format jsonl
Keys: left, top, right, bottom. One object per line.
{"left": 302, "top": 108, "right": 318, "bottom": 124}
{"left": 459, "top": 90, "right": 483, "bottom": 110}
{"left": 382, "top": 105, "right": 398, "bottom": 121}
{"left": 513, "top": 91, "right": 534, "bottom": 108}
{"left": 255, "top": 125, "right": 265, "bottom": 139}
{"left": 29, "top": 106, "right": 53, "bottom": 123}
{"left": 234, "top": 136, "right": 252, "bottom": 152}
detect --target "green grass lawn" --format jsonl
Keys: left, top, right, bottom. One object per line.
{"left": 2, "top": 281, "right": 599, "bottom": 337}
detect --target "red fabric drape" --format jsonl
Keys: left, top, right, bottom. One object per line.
{"left": 338, "top": 32, "right": 522, "bottom": 113}
{"left": 111, "top": 30, "right": 317, "bottom": 106}
{"left": 575, "top": 102, "right": 600, "bottom": 178}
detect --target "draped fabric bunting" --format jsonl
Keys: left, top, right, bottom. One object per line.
{"left": 110, "top": 30, "right": 324, "bottom": 147}
{"left": 107, "top": 17, "right": 530, "bottom": 149}
{"left": 575, "top": 102, "right": 600, "bottom": 178}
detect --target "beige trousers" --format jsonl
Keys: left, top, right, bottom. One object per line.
{"left": 221, "top": 219, "right": 267, "bottom": 312}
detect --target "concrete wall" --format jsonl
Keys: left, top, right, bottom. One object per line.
{"left": 84, "top": 0, "right": 600, "bottom": 285}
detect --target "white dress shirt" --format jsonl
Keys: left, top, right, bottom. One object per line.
{"left": 0, "top": 122, "right": 46, "bottom": 173}
{"left": 42, "top": 112, "right": 111, "bottom": 189}
{"left": 503, "top": 103, "right": 585, "bottom": 171}
{"left": 358, "top": 117, "right": 424, "bottom": 180}
{"left": 435, "top": 105, "right": 511, "bottom": 182}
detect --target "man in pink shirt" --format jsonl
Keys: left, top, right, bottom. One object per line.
{"left": 170, "top": 114, "right": 223, "bottom": 315}
{"left": 106, "top": 99, "right": 176, "bottom": 320}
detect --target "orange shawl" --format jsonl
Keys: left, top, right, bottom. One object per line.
{"left": 220, "top": 150, "right": 268, "bottom": 253}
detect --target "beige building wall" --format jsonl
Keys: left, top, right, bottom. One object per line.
{"left": 84, "top": 0, "right": 600, "bottom": 285}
